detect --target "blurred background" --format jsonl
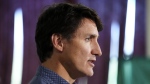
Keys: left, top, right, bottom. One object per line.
{"left": 0, "top": 0, "right": 149, "bottom": 84}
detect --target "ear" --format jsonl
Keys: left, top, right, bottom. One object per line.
{"left": 51, "top": 34, "right": 64, "bottom": 51}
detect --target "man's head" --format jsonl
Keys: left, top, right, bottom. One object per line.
{"left": 35, "top": 3, "right": 103, "bottom": 63}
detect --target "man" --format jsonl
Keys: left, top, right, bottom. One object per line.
{"left": 30, "top": 3, "right": 103, "bottom": 84}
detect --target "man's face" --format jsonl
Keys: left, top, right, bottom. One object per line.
{"left": 60, "top": 18, "right": 102, "bottom": 78}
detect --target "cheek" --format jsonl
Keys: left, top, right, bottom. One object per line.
{"left": 80, "top": 44, "right": 91, "bottom": 57}
{"left": 74, "top": 45, "right": 91, "bottom": 64}
{"left": 64, "top": 41, "right": 91, "bottom": 66}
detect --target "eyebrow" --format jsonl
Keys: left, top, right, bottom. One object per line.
{"left": 87, "top": 34, "right": 100, "bottom": 39}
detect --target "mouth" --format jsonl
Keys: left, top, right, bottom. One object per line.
{"left": 88, "top": 60, "right": 96, "bottom": 67}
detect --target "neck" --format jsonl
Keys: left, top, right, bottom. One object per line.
{"left": 42, "top": 55, "right": 75, "bottom": 84}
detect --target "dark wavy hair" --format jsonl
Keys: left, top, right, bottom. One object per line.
{"left": 35, "top": 3, "right": 103, "bottom": 63}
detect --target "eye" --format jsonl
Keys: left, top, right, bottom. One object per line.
{"left": 85, "top": 37, "right": 91, "bottom": 42}
{"left": 85, "top": 35, "right": 97, "bottom": 42}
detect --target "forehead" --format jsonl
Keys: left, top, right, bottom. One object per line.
{"left": 74, "top": 18, "right": 99, "bottom": 37}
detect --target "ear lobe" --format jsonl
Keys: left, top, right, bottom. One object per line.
{"left": 51, "top": 34, "right": 63, "bottom": 51}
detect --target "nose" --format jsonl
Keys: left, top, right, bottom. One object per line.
{"left": 91, "top": 42, "right": 102, "bottom": 56}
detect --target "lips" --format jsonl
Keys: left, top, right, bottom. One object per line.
{"left": 88, "top": 59, "right": 96, "bottom": 67}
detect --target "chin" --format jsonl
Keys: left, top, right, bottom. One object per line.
{"left": 88, "top": 72, "right": 94, "bottom": 76}
{"left": 85, "top": 69, "right": 94, "bottom": 76}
